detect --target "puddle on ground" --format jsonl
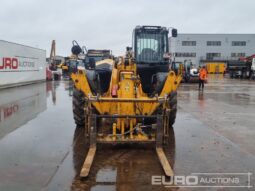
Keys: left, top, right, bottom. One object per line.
{"left": 96, "top": 167, "right": 117, "bottom": 183}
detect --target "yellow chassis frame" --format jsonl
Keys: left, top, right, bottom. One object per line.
{"left": 71, "top": 57, "right": 182, "bottom": 178}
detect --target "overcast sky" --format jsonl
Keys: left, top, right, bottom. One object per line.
{"left": 0, "top": 0, "right": 254, "bottom": 56}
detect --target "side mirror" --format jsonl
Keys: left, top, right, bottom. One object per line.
{"left": 172, "top": 29, "right": 178, "bottom": 37}
{"left": 126, "top": 47, "right": 132, "bottom": 52}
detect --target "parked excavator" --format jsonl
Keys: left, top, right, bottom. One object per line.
{"left": 47, "top": 40, "right": 61, "bottom": 80}
{"left": 71, "top": 26, "right": 182, "bottom": 178}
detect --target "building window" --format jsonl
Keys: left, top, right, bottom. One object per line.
{"left": 207, "top": 41, "right": 221, "bottom": 46}
{"left": 231, "top": 53, "right": 246, "bottom": 57}
{"left": 206, "top": 53, "right": 221, "bottom": 59}
{"left": 182, "top": 41, "right": 196, "bottom": 46}
{"left": 232, "top": 41, "right": 246, "bottom": 46}
{"left": 175, "top": 52, "right": 196, "bottom": 57}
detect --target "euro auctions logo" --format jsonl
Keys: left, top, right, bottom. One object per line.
{"left": 152, "top": 175, "right": 198, "bottom": 187}
{"left": 0, "top": 57, "right": 19, "bottom": 69}
{"left": 0, "top": 57, "right": 36, "bottom": 71}
{"left": 152, "top": 173, "right": 253, "bottom": 188}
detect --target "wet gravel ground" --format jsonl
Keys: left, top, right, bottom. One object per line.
{"left": 0, "top": 75, "right": 254, "bottom": 191}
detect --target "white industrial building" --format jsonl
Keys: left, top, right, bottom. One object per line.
{"left": 169, "top": 34, "right": 255, "bottom": 66}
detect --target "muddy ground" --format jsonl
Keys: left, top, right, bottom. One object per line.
{"left": 0, "top": 75, "right": 254, "bottom": 191}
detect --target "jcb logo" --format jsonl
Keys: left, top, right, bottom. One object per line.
{"left": 0, "top": 57, "right": 19, "bottom": 70}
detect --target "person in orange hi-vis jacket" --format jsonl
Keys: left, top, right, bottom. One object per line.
{"left": 199, "top": 66, "right": 207, "bottom": 90}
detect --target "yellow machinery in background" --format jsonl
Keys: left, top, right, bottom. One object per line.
{"left": 206, "top": 62, "right": 225, "bottom": 74}
{"left": 71, "top": 26, "right": 181, "bottom": 178}
{"left": 61, "top": 55, "right": 79, "bottom": 78}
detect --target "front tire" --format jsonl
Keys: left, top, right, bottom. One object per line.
{"left": 72, "top": 87, "right": 86, "bottom": 127}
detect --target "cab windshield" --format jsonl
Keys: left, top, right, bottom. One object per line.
{"left": 136, "top": 33, "right": 167, "bottom": 63}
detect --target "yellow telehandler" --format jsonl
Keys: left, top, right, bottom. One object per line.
{"left": 71, "top": 26, "right": 182, "bottom": 178}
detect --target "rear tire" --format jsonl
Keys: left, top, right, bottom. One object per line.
{"left": 168, "top": 91, "right": 177, "bottom": 127}
{"left": 72, "top": 87, "right": 86, "bottom": 128}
